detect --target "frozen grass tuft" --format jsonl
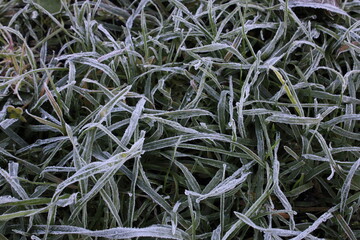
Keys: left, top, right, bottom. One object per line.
{"left": 0, "top": 0, "right": 359, "bottom": 239}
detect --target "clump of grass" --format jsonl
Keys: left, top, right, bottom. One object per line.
{"left": 0, "top": 0, "right": 359, "bottom": 239}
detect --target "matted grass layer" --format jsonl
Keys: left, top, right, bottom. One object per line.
{"left": 0, "top": 0, "right": 359, "bottom": 239}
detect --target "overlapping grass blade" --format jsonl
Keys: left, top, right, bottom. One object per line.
{"left": 1, "top": 0, "right": 359, "bottom": 238}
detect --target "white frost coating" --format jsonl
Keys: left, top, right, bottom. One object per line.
{"left": 16, "top": 136, "right": 69, "bottom": 154}
{"left": 53, "top": 136, "right": 144, "bottom": 199}
{"left": 0, "top": 168, "right": 28, "bottom": 200}
{"left": 265, "top": 113, "right": 323, "bottom": 125}
{"left": 288, "top": 1, "right": 348, "bottom": 16}
{"left": 235, "top": 212, "right": 302, "bottom": 237}
{"left": 72, "top": 57, "right": 120, "bottom": 86}
{"left": 290, "top": 208, "right": 335, "bottom": 240}
{"left": 211, "top": 225, "right": 221, "bottom": 240}
{"left": 340, "top": 157, "right": 360, "bottom": 213}
{"left": 55, "top": 52, "right": 100, "bottom": 61}
{"left": 323, "top": 114, "right": 360, "bottom": 128}
{"left": 182, "top": 43, "right": 232, "bottom": 53}
{"left": 41, "top": 167, "right": 76, "bottom": 173}
{"left": 56, "top": 193, "right": 78, "bottom": 207}
{"left": 144, "top": 116, "right": 199, "bottom": 134}
{"left": 0, "top": 195, "right": 19, "bottom": 204}
{"left": 120, "top": 98, "right": 146, "bottom": 146}
{"left": 272, "top": 134, "right": 296, "bottom": 229}
{"left": 172, "top": 201, "right": 181, "bottom": 213}
{"left": 185, "top": 163, "right": 252, "bottom": 203}
{"left": 182, "top": 43, "right": 246, "bottom": 63}
{"left": 33, "top": 225, "right": 188, "bottom": 239}
{"left": 0, "top": 119, "right": 18, "bottom": 129}
{"left": 171, "top": 201, "right": 181, "bottom": 235}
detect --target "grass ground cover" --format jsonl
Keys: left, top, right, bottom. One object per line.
{"left": 0, "top": 0, "right": 359, "bottom": 239}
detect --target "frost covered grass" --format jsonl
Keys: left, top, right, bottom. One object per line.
{"left": 0, "top": 0, "right": 359, "bottom": 239}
